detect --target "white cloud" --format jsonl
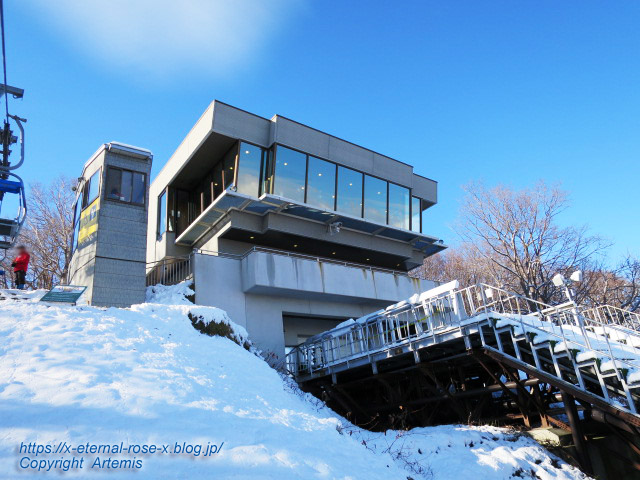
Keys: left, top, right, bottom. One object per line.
{"left": 28, "top": 0, "right": 302, "bottom": 77}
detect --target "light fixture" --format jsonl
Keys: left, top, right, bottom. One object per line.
{"left": 293, "top": 244, "right": 298, "bottom": 248}
{"left": 366, "top": 258, "right": 370, "bottom": 261}
{"left": 284, "top": 162, "right": 288, "bottom": 166}
{"left": 332, "top": 252, "right": 336, "bottom": 255}
{"left": 552, "top": 273, "right": 565, "bottom": 287}
{"left": 245, "top": 150, "right": 250, "bottom": 154}
{"left": 570, "top": 270, "right": 583, "bottom": 282}
{"left": 249, "top": 236, "right": 254, "bottom": 240}
{"left": 318, "top": 173, "right": 322, "bottom": 176}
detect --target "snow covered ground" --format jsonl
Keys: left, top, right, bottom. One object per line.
{"left": 0, "top": 283, "right": 588, "bottom": 479}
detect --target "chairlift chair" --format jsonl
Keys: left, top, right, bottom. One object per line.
{"left": 0, "top": 170, "right": 26, "bottom": 250}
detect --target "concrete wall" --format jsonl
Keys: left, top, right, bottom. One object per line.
{"left": 193, "top": 251, "right": 435, "bottom": 357}
{"left": 68, "top": 143, "right": 152, "bottom": 307}
{"left": 242, "top": 250, "right": 432, "bottom": 304}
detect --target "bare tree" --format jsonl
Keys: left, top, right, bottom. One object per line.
{"left": 412, "top": 244, "right": 494, "bottom": 287}
{"left": 586, "top": 256, "right": 640, "bottom": 312}
{"left": 0, "top": 176, "right": 76, "bottom": 289}
{"left": 452, "top": 181, "right": 609, "bottom": 304}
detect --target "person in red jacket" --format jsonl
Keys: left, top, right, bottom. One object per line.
{"left": 11, "top": 245, "right": 30, "bottom": 290}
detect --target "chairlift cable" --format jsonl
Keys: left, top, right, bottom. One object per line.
{"left": 0, "top": 0, "right": 9, "bottom": 122}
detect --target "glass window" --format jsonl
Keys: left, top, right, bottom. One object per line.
{"left": 167, "top": 188, "right": 175, "bottom": 232}
{"left": 273, "top": 146, "right": 306, "bottom": 203}
{"left": 388, "top": 183, "right": 410, "bottom": 230}
{"left": 72, "top": 200, "right": 81, "bottom": 252}
{"left": 194, "top": 182, "right": 204, "bottom": 217}
{"left": 306, "top": 157, "right": 336, "bottom": 210}
{"left": 336, "top": 166, "right": 363, "bottom": 217}
{"left": 132, "top": 172, "right": 145, "bottom": 205}
{"left": 105, "top": 168, "right": 122, "bottom": 201}
{"left": 262, "top": 147, "right": 274, "bottom": 194}
{"left": 237, "top": 142, "right": 263, "bottom": 197}
{"left": 83, "top": 169, "right": 101, "bottom": 208}
{"left": 105, "top": 167, "right": 145, "bottom": 205}
{"left": 411, "top": 197, "right": 421, "bottom": 233}
{"left": 212, "top": 161, "right": 223, "bottom": 199}
{"left": 120, "top": 170, "right": 133, "bottom": 203}
{"left": 158, "top": 191, "right": 166, "bottom": 235}
{"left": 363, "top": 175, "right": 387, "bottom": 224}
{"left": 202, "top": 174, "right": 212, "bottom": 209}
{"left": 222, "top": 146, "right": 236, "bottom": 189}
{"left": 175, "top": 189, "right": 189, "bottom": 236}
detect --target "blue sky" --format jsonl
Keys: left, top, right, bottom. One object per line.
{"left": 6, "top": 1, "right": 640, "bottom": 260}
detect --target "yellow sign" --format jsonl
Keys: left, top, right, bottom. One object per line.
{"left": 77, "top": 197, "right": 99, "bottom": 249}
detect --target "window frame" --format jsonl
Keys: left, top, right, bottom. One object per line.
{"left": 157, "top": 189, "right": 167, "bottom": 237}
{"left": 269, "top": 142, "right": 429, "bottom": 231}
{"left": 272, "top": 144, "right": 308, "bottom": 203}
{"left": 104, "top": 166, "right": 147, "bottom": 206}
{"left": 71, "top": 197, "right": 82, "bottom": 253}
{"left": 81, "top": 168, "right": 102, "bottom": 210}
{"left": 411, "top": 196, "right": 422, "bottom": 233}
{"left": 236, "top": 140, "right": 266, "bottom": 198}
{"left": 363, "top": 173, "right": 389, "bottom": 225}
{"left": 305, "top": 155, "right": 337, "bottom": 211}
{"left": 336, "top": 165, "right": 364, "bottom": 218}
{"left": 387, "top": 181, "right": 411, "bottom": 230}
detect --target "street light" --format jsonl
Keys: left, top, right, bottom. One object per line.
{"left": 552, "top": 271, "right": 583, "bottom": 303}
{"left": 553, "top": 270, "right": 590, "bottom": 347}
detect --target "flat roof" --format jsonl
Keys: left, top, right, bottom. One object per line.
{"left": 213, "top": 100, "right": 437, "bottom": 183}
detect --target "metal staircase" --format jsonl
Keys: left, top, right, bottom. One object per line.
{"left": 286, "top": 281, "right": 640, "bottom": 424}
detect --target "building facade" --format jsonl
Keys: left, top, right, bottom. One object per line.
{"left": 68, "top": 142, "right": 152, "bottom": 307}
{"left": 147, "top": 101, "right": 446, "bottom": 357}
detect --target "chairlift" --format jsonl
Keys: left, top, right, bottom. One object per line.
{"left": 0, "top": 113, "right": 26, "bottom": 250}
{"left": 0, "top": 170, "right": 26, "bottom": 250}
{"left": 0, "top": 4, "right": 27, "bottom": 251}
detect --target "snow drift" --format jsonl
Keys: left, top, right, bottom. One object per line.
{"left": 0, "top": 284, "right": 588, "bottom": 479}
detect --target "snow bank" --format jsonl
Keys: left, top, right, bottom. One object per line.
{"left": 0, "top": 286, "right": 587, "bottom": 479}
{"left": 145, "top": 280, "right": 195, "bottom": 305}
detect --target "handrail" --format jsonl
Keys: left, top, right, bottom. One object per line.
{"left": 582, "top": 304, "right": 640, "bottom": 334}
{"left": 145, "top": 254, "right": 193, "bottom": 287}
{"left": 195, "top": 245, "right": 412, "bottom": 277}
{"left": 241, "top": 246, "right": 409, "bottom": 276}
{"left": 286, "top": 283, "right": 640, "bottom": 381}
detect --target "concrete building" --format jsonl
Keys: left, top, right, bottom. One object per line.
{"left": 68, "top": 142, "right": 152, "bottom": 307}
{"left": 146, "top": 101, "right": 446, "bottom": 357}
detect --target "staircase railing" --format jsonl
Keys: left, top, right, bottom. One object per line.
{"left": 145, "top": 255, "right": 193, "bottom": 287}
{"left": 287, "top": 283, "right": 640, "bottom": 380}
{"left": 582, "top": 304, "right": 640, "bottom": 334}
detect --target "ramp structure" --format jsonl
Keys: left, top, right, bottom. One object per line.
{"left": 286, "top": 281, "right": 640, "bottom": 474}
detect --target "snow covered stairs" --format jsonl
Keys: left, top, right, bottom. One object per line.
{"left": 288, "top": 281, "right": 640, "bottom": 427}
{"left": 477, "top": 312, "right": 640, "bottom": 419}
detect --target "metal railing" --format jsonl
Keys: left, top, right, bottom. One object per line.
{"left": 239, "top": 246, "right": 410, "bottom": 277}
{"left": 286, "top": 283, "right": 640, "bottom": 380}
{"left": 145, "top": 255, "right": 193, "bottom": 287}
{"left": 147, "top": 244, "right": 423, "bottom": 289}
{"left": 583, "top": 304, "right": 640, "bottom": 334}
